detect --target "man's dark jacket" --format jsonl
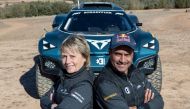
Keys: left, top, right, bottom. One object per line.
{"left": 40, "top": 67, "right": 95, "bottom": 109}
{"left": 94, "top": 61, "right": 164, "bottom": 109}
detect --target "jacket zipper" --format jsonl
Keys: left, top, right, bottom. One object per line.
{"left": 127, "top": 78, "right": 138, "bottom": 106}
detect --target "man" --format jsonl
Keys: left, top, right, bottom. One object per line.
{"left": 94, "top": 34, "right": 164, "bottom": 109}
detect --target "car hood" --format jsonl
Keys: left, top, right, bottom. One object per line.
{"left": 45, "top": 30, "right": 115, "bottom": 54}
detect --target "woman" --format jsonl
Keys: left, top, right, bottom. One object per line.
{"left": 40, "top": 35, "right": 95, "bottom": 109}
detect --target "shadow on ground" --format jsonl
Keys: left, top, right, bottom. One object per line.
{"left": 19, "top": 64, "right": 40, "bottom": 99}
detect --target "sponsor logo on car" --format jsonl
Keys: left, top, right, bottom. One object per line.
{"left": 86, "top": 39, "right": 111, "bottom": 50}
{"left": 96, "top": 58, "right": 105, "bottom": 65}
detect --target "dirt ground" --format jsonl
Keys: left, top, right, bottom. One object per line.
{"left": 0, "top": 9, "right": 190, "bottom": 109}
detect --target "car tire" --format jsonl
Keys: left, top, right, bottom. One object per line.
{"left": 35, "top": 64, "right": 54, "bottom": 98}
{"left": 147, "top": 56, "right": 162, "bottom": 92}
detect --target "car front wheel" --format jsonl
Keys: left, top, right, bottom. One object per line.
{"left": 147, "top": 56, "right": 162, "bottom": 92}
{"left": 35, "top": 64, "right": 54, "bottom": 98}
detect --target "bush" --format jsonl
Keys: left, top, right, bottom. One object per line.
{"left": 0, "top": 1, "right": 72, "bottom": 19}
{"left": 1, "top": 0, "right": 190, "bottom": 19}
{"left": 36, "top": 2, "right": 53, "bottom": 16}
{"left": 9, "top": 4, "right": 26, "bottom": 18}
{"left": 0, "top": 8, "right": 5, "bottom": 18}
{"left": 82, "top": 0, "right": 190, "bottom": 9}
{"left": 160, "top": 0, "right": 175, "bottom": 8}
{"left": 25, "top": 2, "right": 38, "bottom": 17}
{"left": 51, "top": 2, "right": 71, "bottom": 14}
{"left": 175, "top": 0, "right": 189, "bottom": 8}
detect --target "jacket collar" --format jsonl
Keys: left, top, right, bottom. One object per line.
{"left": 63, "top": 66, "right": 87, "bottom": 78}
{"left": 105, "top": 60, "right": 136, "bottom": 78}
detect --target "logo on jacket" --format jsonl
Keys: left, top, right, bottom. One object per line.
{"left": 137, "top": 84, "right": 142, "bottom": 89}
{"left": 86, "top": 39, "right": 111, "bottom": 50}
{"left": 60, "top": 89, "right": 69, "bottom": 94}
{"left": 124, "top": 87, "right": 130, "bottom": 94}
{"left": 71, "top": 91, "right": 85, "bottom": 103}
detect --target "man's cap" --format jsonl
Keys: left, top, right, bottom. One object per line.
{"left": 110, "top": 34, "right": 136, "bottom": 50}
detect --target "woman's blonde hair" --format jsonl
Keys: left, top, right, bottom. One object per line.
{"left": 61, "top": 34, "right": 90, "bottom": 68}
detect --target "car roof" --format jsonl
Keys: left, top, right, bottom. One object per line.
{"left": 71, "top": 2, "right": 124, "bottom": 11}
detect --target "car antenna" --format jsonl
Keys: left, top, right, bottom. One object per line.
{"left": 77, "top": 0, "right": 80, "bottom": 9}
{"left": 39, "top": 28, "right": 48, "bottom": 39}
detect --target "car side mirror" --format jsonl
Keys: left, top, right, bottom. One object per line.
{"left": 136, "top": 22, "right": 143, "bottom": 26}
{"left": 52, "top": 24, "right": 59, "bottom": 29}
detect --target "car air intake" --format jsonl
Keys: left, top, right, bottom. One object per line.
{"left": 83, "top": 3, "right": 112, "bottom": 9}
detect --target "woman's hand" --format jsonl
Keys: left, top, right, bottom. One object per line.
{"left": 50, "top": 92, "right": 54, "bottom": 101}
{"left": 50, "top": 90, "right": 58, "bottom": 109}
{"left": 50, "top": 89, "right": 54, "bottom": 101}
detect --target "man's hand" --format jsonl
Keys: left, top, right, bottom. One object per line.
{"left": 144, "top": 88, "right": 154, "bottom": 103}
{"left": 129, "top": 106, "right": 137, "bottom": 109}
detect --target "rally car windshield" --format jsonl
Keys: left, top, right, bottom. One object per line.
{"left": 61, "top": 11, "right": 135, "bottom": 34}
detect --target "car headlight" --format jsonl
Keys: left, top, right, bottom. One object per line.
{"left": 44, "top": 60, "right": 56, "bottom": 69}
{"left": 143, "top": 58, "right": 155, "bottom": 69}
{"left": 43, "top": 40, "right": 56, "bottom": 50}
{"left": 137, "top": 56, "right": 156, "bottom": 70}
{"left": 40, "top": 56, "right": 62, "bottom": 76}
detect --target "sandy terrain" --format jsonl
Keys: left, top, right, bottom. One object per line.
{"left": 0, "top": 9, "right": 190, "bottom": 109}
